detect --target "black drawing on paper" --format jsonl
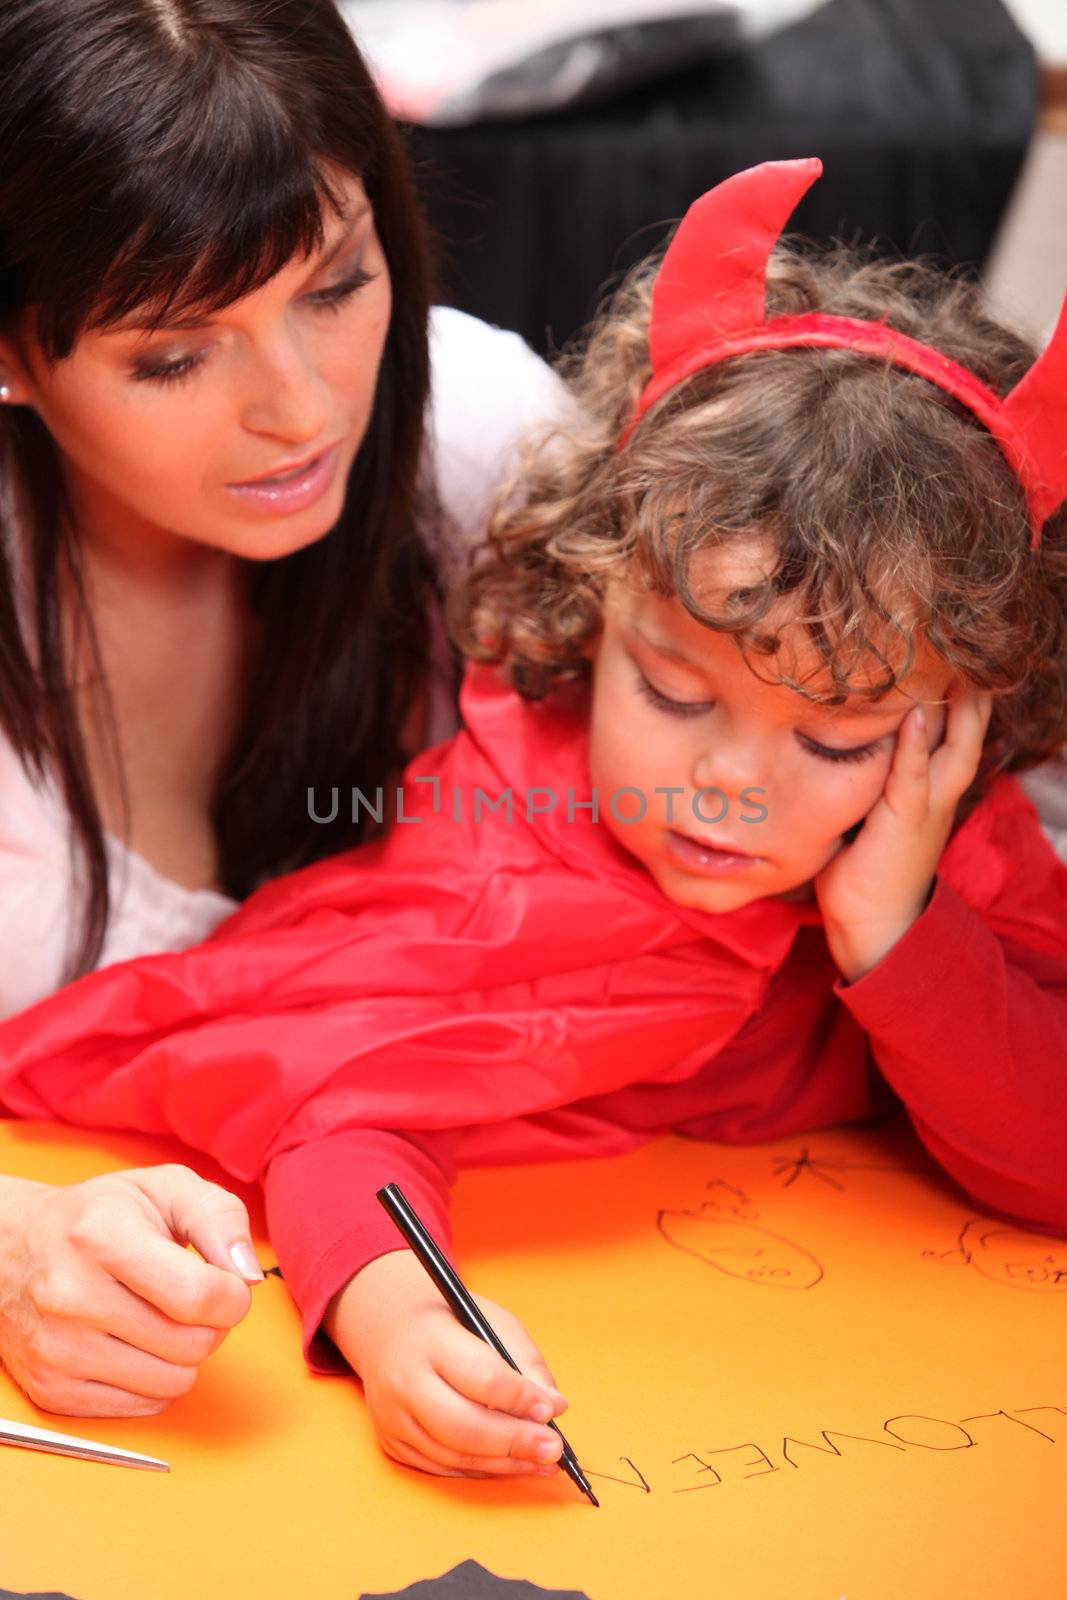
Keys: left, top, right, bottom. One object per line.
{"left": 657, "top": 1179, "right": 823, "bottom": 1289}
{"left": 923, "top": 1217, "right": 1067, "bottom": 1292}
{"left": 770, "top": 1145, "right": 935, "bottom": 1191}
{"left": 360, "top": 1561, "right": 592, "bottom": 1599}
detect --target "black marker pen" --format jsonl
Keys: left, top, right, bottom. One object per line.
{"left": 376, "top": 1183, "right": 599, "bottom": 1507}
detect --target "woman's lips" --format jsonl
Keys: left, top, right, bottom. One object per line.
{"left": 665, "top": 828, "right": 765, "bottom": 875}
{"left": 225, "top": 442, "right": 341, "bottom": 513}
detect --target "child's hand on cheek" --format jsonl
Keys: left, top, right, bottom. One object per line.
{"left": 325, "top": 1252, "right": 569, "bottom": 1479}
{"left": 814, "top": 684, "right": 994, "bottom": 983}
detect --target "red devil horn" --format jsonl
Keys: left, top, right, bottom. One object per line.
{"left": 649, "top": 157, "right": 824, "bottom": 377}
{"left": 1001, "top": 289, "right": 1067, "bottom": 529}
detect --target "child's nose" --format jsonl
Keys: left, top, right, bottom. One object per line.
{"left": 690, "top": 728, "right": 766, "bottom": 801}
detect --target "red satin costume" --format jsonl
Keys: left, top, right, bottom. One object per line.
{"left": 1, "top": 665, "right": 1065, "bottom": 1369}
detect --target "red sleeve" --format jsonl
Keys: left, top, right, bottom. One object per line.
{"left": 833, "top": 870, "right": 1067, "bottom": 1232}
{"left": 262, "top": 1127, "right": 456, "bottom": 1374}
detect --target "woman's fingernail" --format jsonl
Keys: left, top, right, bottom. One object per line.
{"left": 529, "top": 1400, "right": 552, "bottom": 1423}
{"left": 230, "top": 1242, "right": 265, "bottom": 1281}
{"left": 536, "top": 1437, "right": 563, "bottom": 1463}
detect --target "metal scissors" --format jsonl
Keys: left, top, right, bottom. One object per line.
{"left": 0, "top": 1415, "right": 169, "bottom": 1471}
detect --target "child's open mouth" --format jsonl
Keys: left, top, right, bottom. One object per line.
{"left": 665, "top": 828, "right": 764, "bottom": 875}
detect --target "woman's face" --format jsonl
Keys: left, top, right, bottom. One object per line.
{"left": 0, "top": 172, "right": 392, "bottom": 567}
{"left": 588, "top": 547, "right": 953, "bottom": 914}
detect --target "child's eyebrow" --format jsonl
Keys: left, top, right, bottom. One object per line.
{"left": 631, "top": 625, "right": 918, "bottom": 723}
{"left": 629, "top": 627, "right": 703, "bottom": 670}
{"left": 831, "top": 699, "right": 910, "bottom": 722}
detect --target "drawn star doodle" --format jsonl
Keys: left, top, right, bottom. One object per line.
{"left": 770, "top": 1145, "right": 935, "bottom": 1190}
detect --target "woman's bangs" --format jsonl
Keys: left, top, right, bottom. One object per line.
{"left": 40, "top": 134, "right": 352, "bottom": 355}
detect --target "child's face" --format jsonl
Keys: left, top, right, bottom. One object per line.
{"left": 588, "top": 552, "right": 953, "bottom": 913}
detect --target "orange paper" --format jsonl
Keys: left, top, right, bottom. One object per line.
{"left": 1, "top": 1116, "right": 1064, "bottom": 1599}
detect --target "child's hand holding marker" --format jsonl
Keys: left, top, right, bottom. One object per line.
{"left": 324, "top": 1250, "right": 569, "bottom": 1479}
{"left": 816, "top": 685, "right": 995, "bottom": 983}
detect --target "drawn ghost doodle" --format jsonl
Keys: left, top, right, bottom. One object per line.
{"left": 656, "top": 1180, "right": 824, "bottom": 1289}
{"left": 924, "top": 1218, "right": 1067, "bottom": 1292}
{"left": 359, "top": 1561, "right": 592, "bottom": 1598}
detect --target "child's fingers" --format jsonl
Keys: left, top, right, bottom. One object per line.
{"left": 388, "top": 1395, "right": 566, "bottom": 1478}
{"left": 881, "top": 704, "right": 931, "bottom": 820}
{"left": 434, "top": 1329, "right": 567, "bottom": 1422}
{"left": 927, "top": 688, "right": 994, "bottom": 806}
{"left": 412, "top": 1365, "right": 565, "bottom": 1466}
{"left": 383, "top": 1427, "right": 559, "bottom": 1480}
{"left": 886, "top": 690, "right": 993, "bottom": 820}
{"left": 467, "top": 1295, "right": 569, "bottom": 1415}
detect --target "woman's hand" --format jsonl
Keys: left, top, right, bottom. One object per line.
{"left": 326, "top": 1250, "right": 570, "bottom": 1479}
{"left": 0, "top": 1164, "right": 263, "bottom": 1417}
{"left": 815, "top": 684, "right": 994, "bottom": 982}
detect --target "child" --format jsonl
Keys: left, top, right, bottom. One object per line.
{"left": 2, "top": 159, "right": 1066, "bottom": 1483}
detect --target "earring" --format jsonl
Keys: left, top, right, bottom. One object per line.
{"left": 0, "top": 385, "right": 11, "bottom": 402}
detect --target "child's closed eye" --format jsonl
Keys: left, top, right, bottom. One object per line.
{"left": 635, "top": 668, "right": 883, "bottom": 764}
{"left": 798, "top": 735, "right": 881, "bottom": 765}
{"left": 634, "top": 670, "right": 713, "bottom": 719}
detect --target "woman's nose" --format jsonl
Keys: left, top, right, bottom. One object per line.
{"left": 240, "top": 336, "right": 329, "bottom": 444}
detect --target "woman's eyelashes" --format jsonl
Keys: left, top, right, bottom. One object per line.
{"left": 633, "top": 669, "right": 881, "bottom": 764}
{"left": 305, "top": 264, "right": 374, "bottom": 315}
{"left": 129, "top": 266, "right": 376, "bottom": 384}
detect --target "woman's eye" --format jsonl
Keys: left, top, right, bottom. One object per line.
{"left": 635, "top": 670, "right": 713, "bottom": 719}
{"left": 307, "top": 266, "right": 374, "bottom": 313}
{"left": 131, "top": 350, "right": 206, "bottom": 385}
{"left": 129, "top": 264, "right": 375, "bottom": 382}
{"left": 801, "top": 736, "right": 880, "bottom": 765}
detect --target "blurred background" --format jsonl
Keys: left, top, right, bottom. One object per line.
{"left": 340, "top": 0, "right": 1065, "bottom": 356}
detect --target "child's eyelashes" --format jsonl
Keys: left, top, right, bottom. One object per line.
{"left": 129, "top": 267, "right": 376, "bottom": 384}
{"left": 797, "top": 735, "right": 880, "bottom": 765}
{"left": 634, "top": 669, "right": 882, "bottom": 763}
{"left": 634, "top": 671, "right": 712, "bottom": 719}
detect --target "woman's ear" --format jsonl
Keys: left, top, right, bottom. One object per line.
{"left": 0, "top": 330, "right": 40, "bottom": 408}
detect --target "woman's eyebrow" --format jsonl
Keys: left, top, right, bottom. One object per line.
{"left": 115, "top": 205, "right": 371, "bottom": 334}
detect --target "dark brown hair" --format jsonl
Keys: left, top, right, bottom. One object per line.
{"left": 0, "top": 0, "right": 436, "bottom": 978}
{"left": 456, "top": 244, "right": 1067, "bottom": 823}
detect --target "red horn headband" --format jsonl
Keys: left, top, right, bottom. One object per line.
{"left": 619, "top": 158, "right": 1067, "bottom": 551}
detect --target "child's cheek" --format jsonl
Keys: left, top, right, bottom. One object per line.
{"left": 810, "top": 755, "right": 893, "bottom": 846}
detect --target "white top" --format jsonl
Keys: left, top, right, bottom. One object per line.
{"left": 0, "top": 307, "right": 571, "bottom": 1020}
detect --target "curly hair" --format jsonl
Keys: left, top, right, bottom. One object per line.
{"left": 451, "top": 242, "right": 1067, "bottom": 821}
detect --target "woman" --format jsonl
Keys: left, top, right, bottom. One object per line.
{"left": 0, "top": 0, "right": 565, "bottom": 1417}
